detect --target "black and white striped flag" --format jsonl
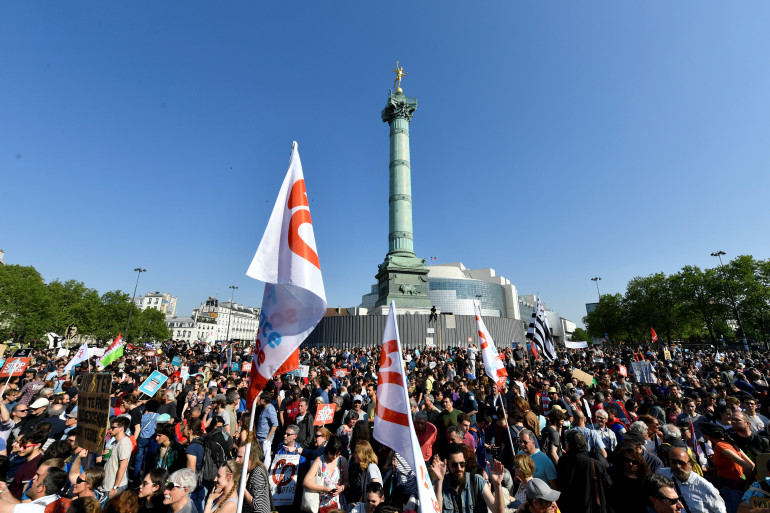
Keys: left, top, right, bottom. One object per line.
{"left": 527, "top": 297, "right": 556, "bottom": 361}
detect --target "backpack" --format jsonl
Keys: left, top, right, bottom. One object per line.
{"left": 192, "top": 430, "right": 232, "bottom": 484}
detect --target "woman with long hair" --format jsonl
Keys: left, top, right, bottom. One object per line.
{"left": 303, "top": 436, "right": 348, "bottom": 512}
{"left": 608, "top": 445, "right": 650, "bottom": 513}
{"left": 243, "top": 433, "right": 271, "bottom": 513}
{"left": 137, "top": 468, "right": 169, "bottom": 513}
{"left": 103, "top": 490, "right": 139, "bottom": 513}
{"left": 353, "top": 440, "right": 381, "bottom": 499}
{"left": 70, "top": 467, "right": 105, "bottom": 500}
{"left": 203, "top": 460, "right": 242, "bottom": 513}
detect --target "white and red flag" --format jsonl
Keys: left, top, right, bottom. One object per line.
{"left": 245, "top": 142, "right": 327, "bottom": 404}
{"left": 474, "top": 302, "right": 508, "bottom": 390}
{"left": 64, "top": 341, "right": 89, "bottom": 372}
{"left": 374, "top": 302, "right": 439, "bottom": 513}
{"left": 651, "top": 327, "right": 659, "bottom": 342}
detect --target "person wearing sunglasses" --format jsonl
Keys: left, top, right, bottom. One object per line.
{"left": 162, "top": 468, "right": 197, "bottom": 513}
{"left": 431, "top": 443, "right": 506, "bottom": 513}
{"left": 99, "top": 416, "right": 132, "bottom": 499}
{"left": 8, "top": 431, "right": 45, "bottom": 499}
{"left": 646, "top": 474, "right": 684, "bottom": 513}
{"left": 657, "top": 447, "right": 725, "bottom": 513}
{"left": 69, "top": 467, "right": 104, "bottom": 500}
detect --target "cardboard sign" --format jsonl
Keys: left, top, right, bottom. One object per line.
{"left": 171, "top": 356, "right": 182, "bottom": 367}
{"left": 0, "top": 358, "right": 29, "bottom": 377}
{"left": 12, "top": 348, "right": 32, "bottom": 358}
{"left": 138, "top": 371, "right": 169, "bottom": 396}
{"left": 314, "top": 403, "right": 336, "bottom": 426}
{"left": 242, "top": 362, "right": 252, "bottom": 373}
{"left": 76, "top": 373, "right": 112, "bottom": 453}
{"left": 618, "top": 365, "right": 628, "bottom": 378}
{"left": 571, "top": 368, "right": 595, "bottom": 387}
{"left": 631, "top": 361, "right": 657, "bottom": 384}
{"left": 751, "top": 498, "right": 770, "bottom": 509}
{"left": 0, "top": 344, "right": 7, "bottom": 357}
{"left": 269, "top": 454, "right": 300, "bottom": 506}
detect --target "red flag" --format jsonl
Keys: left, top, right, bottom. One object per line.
{"left": 275, "top": 349, "right": 300, "bottom": 375}
{"left": 651, "top": 327, "right": 659, "bottom": 342}
{"left": 530, "top": 341, "right": 539, "bottom": 360}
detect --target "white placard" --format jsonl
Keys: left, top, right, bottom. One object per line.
{"left": 269, "top": 453, "right": 300, "bottom": 506}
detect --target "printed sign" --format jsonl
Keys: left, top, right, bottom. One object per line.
{"left": 618, "top": 365, "right": 628, "bottom": 378}
{"left": 314, "top": 403, "right": 336, "bottom": 426}
{"left": 427, "top": 328, "right": 434, "bottom": 334}
{"left": 56, "top": 348, "right": 69, "bottom": 358}
{"left": 425, "top": 337, "right": 435, "bottom": 348}
{"left": 76, "top": 373, "right": 112, "bottom": 453}
{"left": 180, "top": 366, "right": 189, "bottom": 383}
{"left": 138, "top": 371, "right": 169, "bottom": 396}
{"left": 565, "top": 340, "right": 588, "bottom": 349}
{"left": 335, "top": 369, "right": 347, "bottom": 378}
{"left": 631, "top": 361, "right": 657, "bottom": 384}
{"left": 0, "top": 358, "right": 29, "bottom": 377}
{"left": 145, "top": 350, "right": 156, "bottom": 358}
{"left": 242, "top": 362, "right": 252, "bottom": 373}
{"left": 232, "top": 362, "right": 241, "bottom": 372}
{"left": 296, "top": 365, "right": 309, "bottom": 378}
{"left": 663, "top": 349, "right": 672, "bottom": 361}
{"left": 12, "top": 348, "right": 32, "bottom": 358}
{"left": 269, "top": 454, "right": 300, "bottom": 506}
{"left": 171, "top": 356, "right": 182, "bottom": 367}
{"left": 467, "top": 337, "right": 472, "bottom": 343}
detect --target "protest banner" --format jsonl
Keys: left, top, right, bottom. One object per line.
{"left": 56, "top": 348, "right": 69, "bottom": 358}
{"left": 631, "top": 361, "right": 657, "bottom": 384}
{"left": 425, "top": 337, "right": 435, "bottom": 348}
{"left": 335, "top": 369, "right": 347, "bottom": 378}
{"left": 180, "top": 366, "right": 189, "bottom": 383}
{"left": 232, "top": 362, "right": 241, "bottom": 373}
{"left": 138, "top": 371, "right": 169, "bottom": 397}
{"left": 76, "top": 373, "right": 112, "bottom": 453}
{"left": 269, "top": 454, "right": 300, "bottom": 506}
{"left": 314, "top": 403, "right": 336, "bottom": 426}
{"left": 565, "top": 340, "right": 588, "bottom": 349}
{"left": 571, "top": 368, "right": 595, "bottom": 387}
{"left": 171, "top": 356, "right": 182, "bottom": 367}
{"left": 241, "top": 362, "right": 252, "bottom": 373}
{"left": 619, "top": 365, "right": 628, "bottom": 377}
{"left": 145, "top": 350, "right": 156, "bottom": 358}
{"left": 0, "top": 358, "right": 29, "bottom": 378}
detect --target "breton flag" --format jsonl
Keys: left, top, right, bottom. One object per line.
{"left": 99, "top": 334, "right": 124, "bottom": 368}
{"left": 64, "top": 341, "right": 89, "bottom": 372}
{"left": 651, "top": 327, "right": 659, "bottom": 343}
{"left": 374, "top": 302, "right": 439, "bottom": 513}
{"left": 527, "top": 297, "right": 556, "bottom": 361}
{"left": 245, "top": 142, "right": 327, "bottom": 404}
{"left": 474, "top": 302, "right": 508, "bottom": 389}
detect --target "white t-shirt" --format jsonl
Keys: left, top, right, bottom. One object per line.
{"left": 13, "top": 494, "right": 59, "bottom": 513}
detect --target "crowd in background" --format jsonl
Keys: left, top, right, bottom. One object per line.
{"left": 0, "top": 339, "right": 767, "bottom": 513}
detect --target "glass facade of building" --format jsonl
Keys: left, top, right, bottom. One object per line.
{"left": 426, "top": 278, "right": 507, "bottom": 317}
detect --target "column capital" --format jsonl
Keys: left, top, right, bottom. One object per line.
{"left": 381, "top": 92, "right": 418, "bottom": 124}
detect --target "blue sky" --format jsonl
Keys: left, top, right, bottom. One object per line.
{"left": 3, "top": 2, "right": 770, "bottom": 329}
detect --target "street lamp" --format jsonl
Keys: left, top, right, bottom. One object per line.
{"left": 591, "top": 277, "right": 609, "bottom": 345}
{"left": 225, "top": 285, "right": 238, "bottom": 343}
{"left": 125, "top": 268, "right": 146, "bottom": 344}
{"left": 711, "top": 251, "right": 748, "bottom": 347}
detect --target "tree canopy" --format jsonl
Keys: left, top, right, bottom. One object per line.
{"left": 583, "top": 255, "right": 769, "bottom": 344}
{"left": 0, "top": 265, "right": 171, "bottom": 345}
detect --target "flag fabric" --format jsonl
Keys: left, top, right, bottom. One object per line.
{"left": 226, "top": 345, "right": 233, "bottom": 370}
{"left": 530, "top": 341, "right": 539, "bottom": 360}
{"left": 65, "top": 341, "right": 89, "bottom": 372}
{"left": 99, "top": 334, "right": 124, "bottom": 367}
{"left": 474, "top": 302, "right": 508, "bottom": 389}
{"left": 715, "top": 351, "right": 724, "bottom": 363}
{"left": 373, "top": 302, "right": 439, "bottom": 513}
{"left": 651, "top": 327, "right": 659, "bottom": 342}
{"left": 690, "top": 418, "right": 701, "bottom": 459}
{"left": 245, "top": 142, "right": 326, "bottom": 404}
{"left": 527, "top": 297, "right": 556, "bottom": 361}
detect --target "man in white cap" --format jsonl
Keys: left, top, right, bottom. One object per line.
{"left": 347, "top": 395, "right": 368, "bottom": 421}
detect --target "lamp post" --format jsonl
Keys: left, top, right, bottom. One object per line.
{"left": 125, "top": 268, "right": 146, "bottom": 344}
{"left": 225, "top": 285, "right": 238, "bottom": 343}
{"left": 591, "top": 277, "right": 609, "bottom": 345}
{"left": 711, "top": 251, "right": 748, "bottom": 347}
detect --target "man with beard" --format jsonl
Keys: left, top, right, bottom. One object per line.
{"left": 658, "top": 447, "right": 725, "bottom": 513}
{"left": 431, "top": 443, "right": 506, "bottom": 513}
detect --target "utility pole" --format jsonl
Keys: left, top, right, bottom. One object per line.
{"left": 711, "top": 251, "right": 748, "bottom": 347}
{"left": 225, "top": 285, "right": 238, "bottom": 343}
{"left": 125, "top": 268, "right": 146, "bottom": 344}
{"left": 591, "top": 277, "right": 609, "bottom": 345}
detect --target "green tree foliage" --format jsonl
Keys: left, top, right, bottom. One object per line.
{"left": 583, "top": 256, "right": 770, "bottom": 344}
{"left": 570, "top": 327, "right": 591, "bottom": 342}
{"left": 0, "top": 265, "right": 171, "bottom": 345}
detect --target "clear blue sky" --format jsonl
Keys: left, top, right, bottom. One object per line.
{"left": 3, "top": 2, "right": 770, "bottom": 329}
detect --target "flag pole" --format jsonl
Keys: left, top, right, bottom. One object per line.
{"left": 235, "top": 392, "right": 261, "bottom": 513}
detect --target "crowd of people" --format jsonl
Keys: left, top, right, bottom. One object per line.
{"left": 0, "top": 338, "right": 768, "bottom": 513}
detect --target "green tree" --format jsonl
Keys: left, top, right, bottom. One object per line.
{"left": 583, "top": 293, "right": 630, "bottom": 343}
{"left": 571, "top": 327, "right": 591, "bottom": 342}
{"left": 0, "top": 265, "right": 52, "bottom": 343}
{"left": 671, "top": 265, "right": 729, "bottom": 343}
{"left": 96, "top": 290, "right": 133, "bottom": 342}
